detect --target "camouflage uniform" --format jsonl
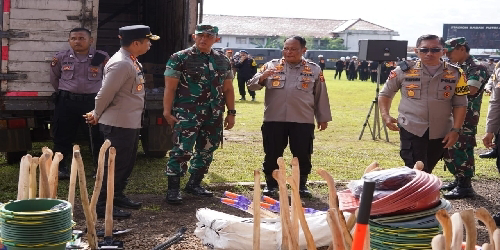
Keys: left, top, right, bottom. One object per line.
{"left": 164, "top": 45, "right": 233, "bottom": 176}
{"left": 443, "top": 55, "right": 490, "bottom": 177}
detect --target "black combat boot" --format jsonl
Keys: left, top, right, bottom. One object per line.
{"left": 184, "top": 173, "right": 213, "bottom": 197}
{"left": 479, "top": 149, "right": 497, "bottom": 159}
{"left": 166, "top": 176, "right": 183, "bottom": 204}
{"left": 299, "top": 175, "right": 312, "bottom": 198}
{"left": 263, "top": 174, "right": 278, "bottom": 197}
{"left": 443, "top": 176, "right": 475, "bottom": 200}
{"left": 440, "top": 178, "right": 458, "bottom": 191}
{"left": 114, "top": 194, "right": 142, "bottom": 209}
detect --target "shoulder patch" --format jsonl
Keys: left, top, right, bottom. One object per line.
{"left": 447, "top": 63, "right": 461, "bottom": 71}
{"left": 388, "top": 70, "right": 397, "bottom": 80}
{"left": 454, "top": 73, "right": 470, "bottom": 96}
{"left": 307, "top": 61, "right": 320, "bottom": 67}
{"left": 51, "top": 57, "right": 58, "bottom": 67}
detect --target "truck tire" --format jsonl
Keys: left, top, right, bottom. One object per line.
{"left": 6, "top": 151, "right": 27, "bottom": 165}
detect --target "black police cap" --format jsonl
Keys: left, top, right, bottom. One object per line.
{"left": 118, "top": 25, "right": 159, "bottom": 41}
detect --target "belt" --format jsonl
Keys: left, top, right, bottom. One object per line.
{"left": 59, "top": 90, "right": 96, "bottom": 102}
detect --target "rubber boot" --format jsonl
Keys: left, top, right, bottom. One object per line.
{"left": 263, "top": 174, "right": 278, "bottom": 197}
{"left": 166, "top": 176, "right": 183, "bottom": 204}
{"left": 443, "top": 176, "right": 475, "bottom": 200}
{"left": 299, "top": 175, "right": 312, "bottom": 198}
{"left": 184, "top": 173, "right": 213, "bottom": 197}
{"left": 440, "top": 178, "right": 458, "bottom": 191}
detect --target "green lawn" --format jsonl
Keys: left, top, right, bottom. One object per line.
{"left": 1, "top": 69, "right": 499, "bottom": 202}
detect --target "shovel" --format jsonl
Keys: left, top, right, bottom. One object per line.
{"left": 98, "top": 147, "right": 123, "bottom": 249}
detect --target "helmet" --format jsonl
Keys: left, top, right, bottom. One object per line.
{"left": 340, "top": 57, "right": 346, "bottom": 61}
{"left": 346, "top": 56, "right": 351, "bottom": 60}
{"left": 352, "top": 56, "right": 358, "bottom": 59}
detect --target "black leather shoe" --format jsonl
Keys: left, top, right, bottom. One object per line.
{"left": 185, "top": 173, "right": 213, "bottom": 197}
{"left": 58, "top": 170, "right": 70, "bottom": 180}
{"left": 299, "top": 175, "right": 313, "bottom": 198}
{"left": 166, "top": 176, "right": 183, "bottom": 204}
{"left": 262, "top": 186, "right": 278, "bottom": 197}
{"left": 443, "top": 177, "right": 475, "bottom": 200}
{"left": 441, "top": 178, "right": 458, "bottom": 191}
{"left": 96, "top": 206, "right": 131, "bottom": 219}
{"left": 479, "top": 150, "right": 497, "bottom": 159}
{"left": 114, "top": 195, "right": 142, "bottom": 209}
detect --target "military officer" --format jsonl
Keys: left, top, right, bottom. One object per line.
{"left": 247, "top": 35, "right": 332, "bottom": 198}
{"left": 441, "top": 37, "right": 490, "bottom": 199}
{"left": 86, "top": 25, "right": 159, "bottom": 218}
{"left": 50, "top": 28, "right": 108, "bottom": 179}
{"left": 379, "top": 34, "right": 469, "bottom": 174}
{"left": 163, "top": 24, "right": 235, "bottom": 204}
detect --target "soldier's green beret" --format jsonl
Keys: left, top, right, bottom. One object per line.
{"left": 444, "top": 37, "right": 467, "bottom": 52}
{"left": 195, "top": 24, "right": 219, "bottom": 36}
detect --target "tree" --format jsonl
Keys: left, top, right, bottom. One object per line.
{"left": 261, "top": 36, "right": 285, "bottom": 49}
{"left": 306, "top": 37, "right": 347, "bottom": 50}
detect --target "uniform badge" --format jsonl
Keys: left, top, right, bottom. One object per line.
{"left": 443, "top": 69, "right": 455, "bottom": 79}
{"left": 260, "top": 64, "right": 267, "bottom": 73}
{"left": 444, "top": 92, "right": 451, "bottom": 98}
{"left": 302, "top": 77, "right": 311, "bottom": 82}
{"left": 389, "top": 70, "right": 397, "bottom": 80}
{"left": 272, "top": 80, "right": 280, "bottom": 87}
{"left": 51, "top": 57, "right": 58, "bottom": 67}
{"left": 407, "top": 89, "right": 415, "bottom": 97}
{"left": 140, "top": 76, "right": 145, "bottom": 84}
{"left": 273, "top": 75, "right": 281, "bottom": 80}
{"left": 304, "top": 66, "right": 311, "bottom": 71}
{"left": 62, "top": 65, "right": 71, "bottom": 71}
{"left": 136, "top": 84, "right": 143, "bottom": 91}
{"left": 406, "top": 84, "right": 419, "bottom": 89}
{"left": 275, "top": 65, "right": 284, "bottom": 71}
{"left": 302, "top": 82, "right": 309, "bottom": 89}
{"left": 301, "top": 60, "right": 306, "bottom": 66}
{"left": 92, "top": 73, "right": 97, "bottom": 77}
{"left": 90, "top": 67, "right": 99, "bottom": 73}
{"left": 405, "top": 69, "right": 419, "bottom": 77}
{"left": 443, "top": 85, "right": 452, "bottom": 90}
{"left": 135, "top": 66, "right": 141, "bottom": 72}
{"left": 320, "top": 75, "right": 325, "bottom": 83}
{"left": 130, "top": 55, "right": 137, "bottom": 61}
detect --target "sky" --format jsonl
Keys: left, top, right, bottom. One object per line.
{"left": 204, "top": 0, "right": 500, "bottom": 47}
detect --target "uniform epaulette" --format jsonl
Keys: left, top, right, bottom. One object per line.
{"left": 271, "top": 59, "right": 280, "bottom": 62}
{"left": 307, "top": 61, "right": 320, "bottom": 68}
{"left": 447, "top": 62, "right": 461, "bottom": 72}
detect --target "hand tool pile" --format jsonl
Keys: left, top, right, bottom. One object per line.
{"left": 195, "top": 157, "right": 360, "bottom": 250}
{"left": 338, "top": 162, "right": 449, "bottom": 249}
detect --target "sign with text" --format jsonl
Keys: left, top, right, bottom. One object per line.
{"left": 443, "top": 24, "right": 500, "bottom": 49}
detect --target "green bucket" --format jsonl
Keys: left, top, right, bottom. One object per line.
{"left": 0, "top": 199, "right": 72, "bottom": 249}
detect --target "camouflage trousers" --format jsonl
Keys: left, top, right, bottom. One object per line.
{"left": 166, "top": 107, "right": 223, "bottom": 176}
{"left": 443, "top": 134, "right": 476, "bottom": 178}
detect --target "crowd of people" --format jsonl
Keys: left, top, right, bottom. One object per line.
{"left": 49, "top": 22, "right": 500, "bottom": 225}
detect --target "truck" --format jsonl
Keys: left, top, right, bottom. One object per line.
{"left": 0, "top": 0, "right": 203, "bottom": 163}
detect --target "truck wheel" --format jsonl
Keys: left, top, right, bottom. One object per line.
{"left": 6, "top": 151, "right": 27, "bottom": 165}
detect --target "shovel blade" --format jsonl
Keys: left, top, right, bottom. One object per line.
{"left": 98, "top": 236, "right": 124, "bottom": 249}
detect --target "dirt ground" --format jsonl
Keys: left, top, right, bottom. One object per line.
{"left": 71, "top": 179, "right": 500, "bottom": 250}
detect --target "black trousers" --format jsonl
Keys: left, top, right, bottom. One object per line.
{"left": 399, "top": 127, "right": 445, "bottom": 173}
{"left": 52, "top": 92, "right": 103, "bottom": 171}
{"left": 495, "top": 133, "right": 500, "bottom": 173}
{"left": 348, "top": 70, "right": 357, "bottom": 81}
{"left": 237, "top": 78, "right": 255, "bottom": 98}
{"left": 371, "top": 72, "right": 378, "bottom": 83}
{"left": 334, "top": 69, "right": 343, "bottom": 79}
{"left": 261, "top": 122, "right": 315, "bottom": 176}
{"left": 97, "top": 124, "right": 140, "bottom": 204}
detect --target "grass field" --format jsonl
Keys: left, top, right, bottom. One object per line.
{"left": 1, "top": 69, "right": 499, "bottom": 202}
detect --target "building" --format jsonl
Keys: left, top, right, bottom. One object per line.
{"left": 202, "top": 15, "right": 399, "bottom": 51}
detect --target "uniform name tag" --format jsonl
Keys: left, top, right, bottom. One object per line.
{"left": 90, "top": 67, "right": 99, "bottom": 73}
{"left": 62, "top": 66, "right": 71, "bottom": 71}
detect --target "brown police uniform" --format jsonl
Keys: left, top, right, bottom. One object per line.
{"left": 379, "top": 60, "right": 468, "bottom": 173}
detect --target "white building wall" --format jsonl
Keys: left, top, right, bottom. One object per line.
{"left": 343, "top": 33, "right": 394, "bottom": 51}
{"left": 215, "top": 35, "right": 261, "bottom": 49}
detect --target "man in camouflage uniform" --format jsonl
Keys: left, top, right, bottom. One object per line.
{"left": 442, "top": 37, "right": 490, "bottom": 199}
{"left": 163, "top": 24, "right": 235, "bottom": 204}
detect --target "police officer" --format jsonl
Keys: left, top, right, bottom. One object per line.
{"left": 247, "top": 35, "right": 332, "bottom": 198}
{"left": 334, "top": 57, "right": 345, "bottom": 80}
{"left": 163, "top": 24, "right": 235, "bottom": 204}
{"left": 483, "top": 60, "right": 500, "bottom": 225}
{"left": 86, "top": 25, "right": 159, "bottom": 218}
{"left": 379, "top": 34, "right": 468, "bottom": 173}
{"left": 369, "top": 61, "right": 379, "bottom": 83}
{"left": 234, "top": 50, "right": 257, "bottom": 101}
{"left": 441, "top": 37, "right": 490, "bottom": 199}
{"left": 318, "top": 55, "right": 326, "bottom": 71}
{"left": 348, "top": 56, "right": 358, "bottom": 81}
{"left": 359, "top": 60, "right": 369, "bottom": 81}
{"left": 50, "top": 28, "right": 108, "bottom": 179}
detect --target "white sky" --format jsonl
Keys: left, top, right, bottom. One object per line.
{"left": 203, "top": 0, "right": 500, "bottom": 47}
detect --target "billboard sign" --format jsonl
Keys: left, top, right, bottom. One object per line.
{"left": 443, "top": 24, "right": 500, "bottom": 49}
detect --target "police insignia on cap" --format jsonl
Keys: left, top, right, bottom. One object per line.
{"left": 272, "top": 80, "right": 280, "bottom": 87}
{"left": 407, "top": 90, "right": 415, "bottom": 97}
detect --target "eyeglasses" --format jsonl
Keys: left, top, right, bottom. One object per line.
{"left": 418, "top": 48, "right": 443, "bottom": 53}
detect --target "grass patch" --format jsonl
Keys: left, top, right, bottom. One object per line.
{"left": 1, "top": 69, "right": 499, "bottom": 202}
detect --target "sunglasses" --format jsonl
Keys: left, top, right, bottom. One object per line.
{"left": 418, "top": 48, "right": 443, "bottom": 53}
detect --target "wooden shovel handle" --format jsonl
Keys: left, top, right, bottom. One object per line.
{"left": 432, "top": 234, "right": 446, "bottom": 250}
{"left": 287, "top": 176, "right": 316, "bottom": 250}
{"left": 272, "top": 169, "right": 296, "bottom": 249}
{"left": 253, "top": 170, "right": 261, "bottom": 250}
{"left": 75, "top": 150, "right": 97, "bottom": 249}
{"left": 475, "top": 207, "right": 497, "bottom": 247}
{"left": 450, "top": 212, "right": 463, "bottom": 250}
{"left": 435, "top": 209, "right": 452, "bottom": 250}
{"left": 105, "top": 147, "right": 116, "bottom": 238}
{"left": 68, "top": 145, "right": 80, "bottom": 213}
{"left": 460, "top": 209, "right": 477, "bottom": 250}
{"left": 290, "top": 157, "right": 300, "bottom": 244}
{"left": 29, "top": 157, "right": 39, "bottom": 199}
{"left": 90, "top": 140, "right": 111, "bottom": 224}
{"left": 493, "top": 229, "right": 500, "bottom": 250}
{"left": 327, "top": 208, "right": 346, "bottom": 250}
{"left": 48, "top": 152, "right": 63, "bottom": 199}
{"left": 38, "top": 153, "right": 51, "bottom": 198}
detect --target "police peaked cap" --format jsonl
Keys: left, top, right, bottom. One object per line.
{"left": 119, "top": 25, "right": 160, "bottom": 41}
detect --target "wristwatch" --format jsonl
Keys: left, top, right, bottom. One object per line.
{"left": 450, "top": 127, "right": 462, "bottom": 134}
{"left": 227, "top": 110, "right": 236, "bottom": 116}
